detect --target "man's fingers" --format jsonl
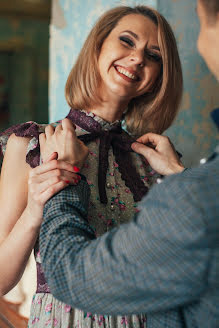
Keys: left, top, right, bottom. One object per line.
{"left": 131, "top": 142, "right": 154, "bottom": 159}
{"left": 137, "top": 132, "right": 164, "bottom": 146}
{"left": 45, "top": 124, "right": 55, "bottom": 136}
{"left": 55, "top": 124, "right": 63, "bottom": 133}
{"left": 62, "top": 118, "right": 76, "bottom": 133}
{"left": 62, "top": 118, "right": 78, "bottom": 143}
{"left": 39, "top": 133, "right": 46, "bottom": 148}
{"left": 45, "top": 152, "right": 58, "bottom": 163}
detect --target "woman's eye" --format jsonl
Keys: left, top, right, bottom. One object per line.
{"left": 145, "top": 51, "right": 162, "bottom": 63}
{"left": 119, "top": 36, "right": 134, "bottom": 47}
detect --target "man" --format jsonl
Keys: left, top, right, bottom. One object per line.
{"left": 39, "top": 0, "right": 219, "bottom": 327}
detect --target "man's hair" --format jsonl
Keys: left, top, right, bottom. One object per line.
{"left": 201, "top": 0, "right": 219, "bottom": 21}
{"left": 65, "top": 6, "right": 183, "bottom": 136}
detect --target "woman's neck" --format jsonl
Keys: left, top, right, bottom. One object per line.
{"left": 86, "top": 99, "right": 128, "bottom": 123}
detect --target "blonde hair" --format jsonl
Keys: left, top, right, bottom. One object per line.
{"left": 65, "top": 6, "right": 183, "bottom": 136}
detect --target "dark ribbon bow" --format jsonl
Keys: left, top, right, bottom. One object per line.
{"left": 67, "top": 110, "right": 148, "bottom": 204}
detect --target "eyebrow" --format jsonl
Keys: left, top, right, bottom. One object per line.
{"left": 122, "top": 30, "right": 139, "bottom": 40}
{"left": 122, "top": 30, "right": 160, "bottom": 52}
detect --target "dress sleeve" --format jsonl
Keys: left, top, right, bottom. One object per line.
{"left": 0, "top": 121, "right": 46, "bottom": 167}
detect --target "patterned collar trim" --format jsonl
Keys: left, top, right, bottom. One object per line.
{"left": 80, "top": 109, "right": 121, "bottom": 131}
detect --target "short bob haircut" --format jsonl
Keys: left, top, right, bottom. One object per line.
{"left": 65, "top": 6, "right": 183, "bottom": 136}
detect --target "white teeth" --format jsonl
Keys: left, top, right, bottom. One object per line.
{"left": 117, "top": 67, "right": 137, "bottom": 80}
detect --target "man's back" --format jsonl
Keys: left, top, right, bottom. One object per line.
{"left": 145, "top": 153, "right": 219, "bottom": 327}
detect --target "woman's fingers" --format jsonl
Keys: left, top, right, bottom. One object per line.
{"left": 39, "top": 180, "right": 70, "bottom": 205}
{"left": 29, "top": 159, "right": 75, "bottom": 177}
{"left": 30, "top": 168, "right": 80, "bottom": 185}
{"left": 29, "top": 179, "right": 67, "bottom": 207}
{"left": 28, "top": 170, "right": 80, "bottom": 198}
{"left": 39, "top": 181, "right": 65, "bottom": 204}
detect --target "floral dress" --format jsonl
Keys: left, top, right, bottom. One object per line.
{"left": 0, "top": 110, "right": 159, "bottom": 328}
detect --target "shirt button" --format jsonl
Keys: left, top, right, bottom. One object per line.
{"left": 200, "top": 158, "right": 207, "bottom": 164}
{"left": 110, "top": 204, "right": 115, "bottom": 211}
{"left": 106, "top": 182, "right": 111, "bottom": 188}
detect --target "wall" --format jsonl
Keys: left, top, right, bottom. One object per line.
{"left": 158, "top": 0, "right": 219, "bottom": 166}
{"left": 0, "top": 53, "right": 10, "bottom": 130}
{"left": 50, "top": 0, "right": 219, "bottom": 167}
{"left": 0, "top": 14, "right": 50, "bottom": 318}
{"left": 0, "top": 16, "right": 49, "bottom": 126}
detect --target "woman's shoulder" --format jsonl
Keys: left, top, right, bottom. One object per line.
{"left": 0, "top": 121, "right": 41, "bottom": 156}
{"left": 1, "top": 133, "right": 31, "bottom": 169}
{"left": 0, "top": 120, "right": 51, "bottom": 167}
{"left": 7, "top": 133, "right": 31, "bottom": 149}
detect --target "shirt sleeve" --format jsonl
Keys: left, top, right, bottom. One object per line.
{"left": 39, "top": 172, "right": 210, "bottom": 315}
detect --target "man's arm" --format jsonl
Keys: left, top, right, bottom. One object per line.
{"left": 40, "top": 168, "right": 212, "bottom": 315}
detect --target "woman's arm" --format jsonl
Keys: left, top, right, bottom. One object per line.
{"left": 0, "top": 134, "right": 36, "bottom": 295}
{"left": 0, "top": 133, "right": 79, "bottom": 295}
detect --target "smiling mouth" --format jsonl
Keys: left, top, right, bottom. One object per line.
{"left": 115, "top": 66, "right": 139, "bottom": 82}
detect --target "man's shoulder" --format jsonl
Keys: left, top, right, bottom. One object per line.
{"left": 181, "top": 151, "right": 219, "bottom": 183}
{"left": 140, "top": 153, "right": 218, "bottom": 216}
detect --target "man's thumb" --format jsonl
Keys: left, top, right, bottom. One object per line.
{"left": 45, "top": 152, "right": 58, "bottom": 163}
{"left": 131, "top": 142, "right": 153, "bottom": 160}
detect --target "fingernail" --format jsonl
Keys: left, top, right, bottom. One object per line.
{"left": 65, "top": 180, "right": 70, "bottom": 184}
{"left": 73, "top": 166, "right": 80, "bottom": 172}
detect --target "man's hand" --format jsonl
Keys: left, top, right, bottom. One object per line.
{"left": 40, "top": 118, "right": 89, "bottom": 170}
{"left": 131, "top": 133, "right": 185, "bottom": 176}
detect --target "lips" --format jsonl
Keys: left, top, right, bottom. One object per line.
{"left": 114, "top": 65, "right": 140, "bottom": 82}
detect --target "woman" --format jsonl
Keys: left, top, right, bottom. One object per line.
{"left": 0, "top": 5, "right": 182, "bottom": 328}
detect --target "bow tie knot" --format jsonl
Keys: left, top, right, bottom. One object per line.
{"left": 67, "top": 110, "right": 148, "bottom": 204}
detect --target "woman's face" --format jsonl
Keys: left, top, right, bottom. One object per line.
{"left": 97, "top": 14, "right": 162, "bottom": 103}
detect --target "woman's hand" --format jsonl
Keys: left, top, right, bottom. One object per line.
{"left": 131, "top": 133, "right": 185, "bottom": 176}
{"left": 40, "top": 118, "right": 89, "bottom": 170}
{"left": 26, "top": 152, "right": 80, "bottom": 228}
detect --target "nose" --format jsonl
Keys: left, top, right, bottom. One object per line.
{"left": 129, "top": 49, "right": 145, "bottom": 67}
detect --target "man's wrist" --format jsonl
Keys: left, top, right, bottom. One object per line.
{"left": 167, "top": 163, "right": 185, "bottom": 175}
{"left": 77, "top": 173, "right": 87, "bottom": 182}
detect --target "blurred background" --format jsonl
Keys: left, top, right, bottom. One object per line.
{"left": 0, "top": 0, "right": 50, "bottom": 133}
{"left": 0, "top": 1, "right": 50, "bottom": 327}
{"left": 0, "top": 0, "right": 218, "bottom": 326}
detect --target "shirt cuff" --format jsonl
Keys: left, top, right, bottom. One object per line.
{"left": 76, "top": 173, "right": 87, "bottom": 182}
